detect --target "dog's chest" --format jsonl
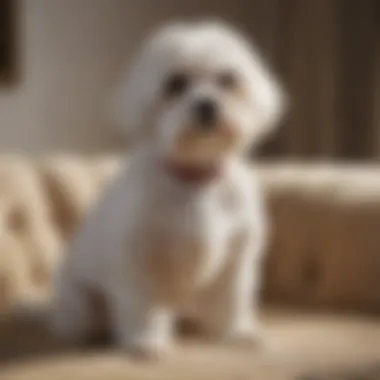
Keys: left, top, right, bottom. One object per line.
{"left": 140, "top": 185, "right": 241, "bottom": 302}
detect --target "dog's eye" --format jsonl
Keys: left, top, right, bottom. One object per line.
{"left": 217, "top": 71, "right": 237, "bottom": 90}
{"left": 164, "top": 73, "right": 189, "bottom": 97}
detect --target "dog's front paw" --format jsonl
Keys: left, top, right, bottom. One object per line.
{"left": 223, "top": 325, "right": 269, "bottom": 350}
{"left": 122, "top": 337, "right": 172, "bottom": 360}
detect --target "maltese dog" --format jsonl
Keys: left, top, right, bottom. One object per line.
{"left": 50, "top": 20, "right": 284, "bottom": 358}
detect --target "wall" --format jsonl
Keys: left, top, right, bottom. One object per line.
{"left": 257, "top": 0, "right": 380, "bottom": 160}
{"left": 0, "top": 0, "right": 271, "bottom": 153}
{"left": 0, "top": 0, "right": 139, "bottom": 153}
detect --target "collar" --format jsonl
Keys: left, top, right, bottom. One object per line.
{"left": 163, "top": 159, "right": 224, "bottom": 186}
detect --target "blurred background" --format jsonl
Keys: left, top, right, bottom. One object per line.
{"left": 1, "top": 0, "right": 379, "bottom": 157}
{"left": 0, "top": 1, "right": 380, "bottom": 379}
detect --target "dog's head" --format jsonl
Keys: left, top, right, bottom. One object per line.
{"left": 111, "top": 21, "right": 285, "bottom": 165}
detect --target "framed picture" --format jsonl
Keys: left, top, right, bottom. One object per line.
{"left": 0, "top": 0, "right": 17, "bottom": 85}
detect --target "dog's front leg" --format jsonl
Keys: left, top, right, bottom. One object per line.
{"left": 198, "top": 229, "right": 266, "bottom": 347}
{"left": 109, "top": 283, "right": 174, "bottom": 359}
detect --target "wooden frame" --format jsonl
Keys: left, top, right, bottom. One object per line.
{"left": 0, "top": 0, "right": 17, "bottom": 85}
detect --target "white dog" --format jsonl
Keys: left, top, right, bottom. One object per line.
{"left": 50, "top": 20, "right": 284, "bottom": 358}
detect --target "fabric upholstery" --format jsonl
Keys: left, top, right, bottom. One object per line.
{"left": 0, "top": 157, "right": 378, "bottom": 315}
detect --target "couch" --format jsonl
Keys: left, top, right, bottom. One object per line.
{"left": 0, "top": 156, "right": 380, "bottom": 380}
{"left": 0, "top": 156, "right": 379, "bottom": 316}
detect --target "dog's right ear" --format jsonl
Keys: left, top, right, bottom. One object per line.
{"left": 108, "top": 23, "right": 188, "bottom": 144}
{"left": 108, "top": 52, "right": 153, "bottom": 143}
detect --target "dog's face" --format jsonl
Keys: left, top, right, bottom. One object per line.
{"left": 111, "top": 21, "right": 284, "bottom": 165}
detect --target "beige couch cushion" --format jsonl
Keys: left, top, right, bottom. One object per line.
{"left": 0, "top": 157, "right": 379, "bottom": 315}
{"left": 0, "top": 155, "right": 120, "bottom": 314}
{"left": 260, "top": 164, "right": 380, "bottom": 313}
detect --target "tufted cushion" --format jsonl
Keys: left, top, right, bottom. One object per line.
{"left": 0, "top": 157, "right": 379, "bottom": 315}
{"left": 260, "top": 164, "right": 380, "bottom": 314}
{"left": 0, "top": 155, "right": 120, "bottom": 315}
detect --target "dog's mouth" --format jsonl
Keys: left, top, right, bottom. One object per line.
{"left": 164, "top": 122, "right": 240, "bottom": 185}
{"left": 176, "top": 123, "right": 240, "bottom": 158}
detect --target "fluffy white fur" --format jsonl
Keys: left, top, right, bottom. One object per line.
{"left": 50, "top": 20, "right": 284, "bottom": 358}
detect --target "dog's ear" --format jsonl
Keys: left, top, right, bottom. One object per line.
{"left": 195, "top": 21, "right": 286, "bottom": 149}
{"left": 108, "top": 52, "right": 154, "bottom": 143}
{"left": 247, "top": 50, "right": 287, "bottom": 149}
{"left": 108, "top": 23, "right": 189, "bottom": 144}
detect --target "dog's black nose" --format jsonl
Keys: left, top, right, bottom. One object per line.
{"left": 193, "top": 98, "right": 218, "bottom": 128}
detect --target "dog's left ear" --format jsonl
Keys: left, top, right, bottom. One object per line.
{"left": 248, "top": 54, "right": 287, "bottom": 148}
